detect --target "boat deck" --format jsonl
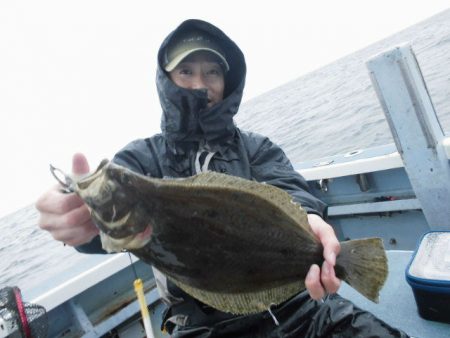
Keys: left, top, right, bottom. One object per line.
{"left": 339, "top": 250, "right": 450, "bottom": 338}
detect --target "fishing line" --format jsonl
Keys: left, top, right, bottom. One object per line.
{"left": 127, "top": 252, "right": 153, "bottom": 336}
{"left": 127, "top": 252, "right": 139, "bottom": 281}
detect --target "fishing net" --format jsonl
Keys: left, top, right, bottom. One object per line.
{"left": 0, "top": 286, "right": 47, "bottom": 338}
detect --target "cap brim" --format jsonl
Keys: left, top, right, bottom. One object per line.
{"left": 164, "top": 48, "right": 230, "bottom": 72}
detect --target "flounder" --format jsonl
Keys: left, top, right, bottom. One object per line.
{"left": 53, "top": 160, "right": 388, "bottom": 315}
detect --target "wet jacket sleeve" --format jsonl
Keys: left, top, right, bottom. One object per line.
{"left": 75, "top": 235, "right": 106, "bottom": 254}
{"left": 246, "top": 133, "right": 327, "bottom": 218}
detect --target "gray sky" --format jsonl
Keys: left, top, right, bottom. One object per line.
{"left": 1, "top": 0, "right": 449, "bottom": 218}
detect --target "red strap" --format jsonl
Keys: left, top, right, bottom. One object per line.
{"left": 13, "top": 287, "right": 32, "bottom": 338}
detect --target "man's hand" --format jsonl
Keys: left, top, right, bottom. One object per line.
{"left": 304, "top": 213, "right": 341, "bottom": 300}
{"left": 36, "top": 153, "right": 99, "bottom": 246}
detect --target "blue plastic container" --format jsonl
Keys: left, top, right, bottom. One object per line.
{"left": 405, "top": 231, "right": 450, "bottom": 323}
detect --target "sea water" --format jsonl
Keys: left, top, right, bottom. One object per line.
{"left": 1, "top": 9, "right": 449, "bottom": 299}
{"left": 237, "top": 9, "right": 450, "bottom": 163}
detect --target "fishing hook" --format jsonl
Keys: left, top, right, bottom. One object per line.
{"left": 267, "top": 303, "right": 280, "bottom": 326}
{"left": 49, "top": 164, "right": 74, "bottom": 193}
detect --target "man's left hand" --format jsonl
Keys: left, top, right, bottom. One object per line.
{"left": 304, "top": 214, "right": 341, "bottom": 300}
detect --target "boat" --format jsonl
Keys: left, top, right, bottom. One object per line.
{"left": 2, "top": 45, "right": 450, "bottom": 338}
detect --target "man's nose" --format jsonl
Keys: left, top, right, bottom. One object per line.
{"left": 190, "top": 74, "right": 207, "bottom": 90}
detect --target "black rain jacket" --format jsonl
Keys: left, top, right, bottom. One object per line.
{"left": 114, "top": 19, "right": 326, "bottom": 215}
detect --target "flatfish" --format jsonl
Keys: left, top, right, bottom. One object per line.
{"left": 52, "top": 160, "right": 388, "bottom": 314}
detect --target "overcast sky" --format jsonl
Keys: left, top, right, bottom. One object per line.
{"left": 1, "top": 1, "right": 449, "bottom": 218}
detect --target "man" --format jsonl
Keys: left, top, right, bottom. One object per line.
{"left": 36, "top": 19, "right": 409, "bottom": 337}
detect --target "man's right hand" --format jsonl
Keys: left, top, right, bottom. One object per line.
{"left": 36, "top": 153, "right": 99, "bottom": 246}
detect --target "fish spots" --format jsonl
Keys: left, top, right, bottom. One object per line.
{"left": 205, "top": 209, "right": 219, "bottom": 218}
{"left": 246, "top": 267, "right": 256, "bottom": 276}
{"left": 279, "top": 248, "right": 291, "bottom": 258}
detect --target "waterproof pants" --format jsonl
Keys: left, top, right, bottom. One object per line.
{"left": 170, "top": 292, "right": 410, "bottom": 338}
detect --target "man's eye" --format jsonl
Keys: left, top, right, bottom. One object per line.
{"left": 206, "top": 69, "right": 222, "bottom": 76}
{"left": 179, "top": 69, "right": 192, "bottom": 75}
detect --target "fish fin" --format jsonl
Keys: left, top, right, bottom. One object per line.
{"left": 190, "top": 172, "right": 315, "bottom": 237}
{"left": 336, "top": 238, "right": 388, "bottom": 303}
{"left": 171, "top": 278, "right": 304, "bottom": 315}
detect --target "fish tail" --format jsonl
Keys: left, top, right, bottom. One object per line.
{"left": 335, "top": 238, "right": 388, "bottom": 303}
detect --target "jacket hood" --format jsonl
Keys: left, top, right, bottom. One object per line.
{"left": 156, "top": 19, "right": 246, "bottom": 154}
